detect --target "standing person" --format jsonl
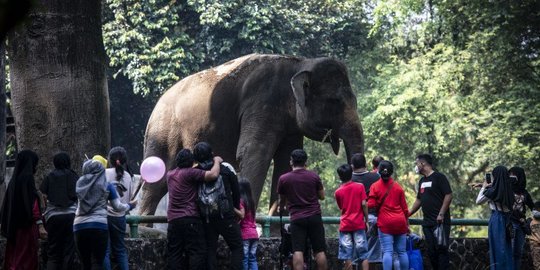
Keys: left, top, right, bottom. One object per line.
{"left": 193, "top": 142, "right": 243, "bottom": 270}
{"left": 528, "top": 201, "right": 540, "bottom": 269}
{"left": 1, "top": 150, "right": 47, "bottom": 270}
{"left": 335, "top": 164, "right": 369, "bottom": 270}
{"left": 408, "top": 154, "right": 453, "bottom": 270}
{"left": 167, "top": 148, "right": 222, "bottom": 270}
{"left": 368, "top": 160, "right": 409, "bottom": 270}
{"left": 351, "top": 153, "right": 382, "bottom": 264}
{"left": 104, "top": 147, "right": 133, "bottom": 270}
{"left": 371, "top": 156, "right": 384, "bottom": 173}
{"left": 277, "top": 149, "right": 328, "bottom": 270}
{"left": 508, "top": 167, "right": 534, "bottom": 270}
{"left": 40, "top": 152, "right": 79, "bottom": 270}
{"left": 74, "top": 160, "right": 136, "bottom": 270}
{"left": 475, "top": 166, "right": 515, "bottom": 270}
{"left": 238, "top": 179, "right": 259, "bottom": 270}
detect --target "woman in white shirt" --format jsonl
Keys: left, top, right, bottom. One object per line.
{"left": 104, "top": 147, "right": 134, "bottom": 270}
{"left": 476, "top": 166, "right": 515, "bottom": 270}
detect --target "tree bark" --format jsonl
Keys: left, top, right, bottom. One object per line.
{"left": 0, "top": 42, "right": 6, "bottom": 204}
{"left": 7, "top": 0, "right": 110, "bottom": 182}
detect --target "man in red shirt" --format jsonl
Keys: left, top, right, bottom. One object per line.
{"left": 335, "top": 164, "right": 369, "bottom": 270}
{"left": 278, "top": 149, "right": 327, "bottom": 270}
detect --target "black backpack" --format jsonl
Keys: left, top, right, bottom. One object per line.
{"left": 197, "top": 174, "right": 231, "bottom": 222}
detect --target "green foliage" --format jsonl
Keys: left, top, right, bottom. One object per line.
{"left": 102, "top": 0, "right": 540, "bottom": 238}
{"left": 356, "top": 0, "right": 540, "bottom": 236}
{"left": 103, "top": 0, "right": 368, "bottom": 96}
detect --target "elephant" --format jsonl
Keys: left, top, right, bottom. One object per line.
{"left": 139, "top": 54, "right": 364, "bottom": 216}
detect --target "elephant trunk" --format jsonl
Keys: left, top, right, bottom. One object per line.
{"left": 339, "top": 112, "right": 364, "bottom": 162}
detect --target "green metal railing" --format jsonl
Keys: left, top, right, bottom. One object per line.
{"left": 126, "top": 215, "right": 488, "bottom": 238}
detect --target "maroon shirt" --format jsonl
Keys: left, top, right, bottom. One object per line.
{"left": 166, "top": 167, "right": 205, "bottom": 221}
{"left": 277, "top": 168, "right": 323, "bottom": 221}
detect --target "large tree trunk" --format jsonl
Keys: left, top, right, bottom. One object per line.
{"left": 7, "top": 0, "right": 110, "bottom": 182}
{"left": 0, "top": 43, "right": 6, "bottom": 204}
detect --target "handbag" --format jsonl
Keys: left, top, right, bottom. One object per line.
{"left": 370, "top": 182, "right": 395, "bottom": 237}
{"left": 434, "top": 224, "right": 448, "bottom": 247}
{"left": 506, "top": 220, "right": 515, "bottom": 241}
{"left": 407, "top": 236, "right": 424, "bottom": 270}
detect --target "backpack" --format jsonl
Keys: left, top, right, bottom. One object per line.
{"left": 197, "top": 174, "right": 231, "bottom": 222}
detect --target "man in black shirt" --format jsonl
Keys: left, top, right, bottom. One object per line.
{"left": 409, "top": 154, "right": 453, "bottom": 270}
{"left": 351, "top": 153, "right": 382, "bottom": 264}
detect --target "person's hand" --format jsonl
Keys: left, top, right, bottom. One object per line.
{"left": 469, "top": 183, "right": 483, "bottom": 189}
{"left": 129, "top": 199, "right": 138, "bottom": 208}
{"left": 213, "top": 156, "right": 223, "bottom": 163}
{"left": 38, "top": 224, "right": 48, "bottom": 239}
{"left": 437, "top": 213, "right": 444, "bottom": 224}
{"left": 365, "top": 221, "right": 370, "bottom": 233}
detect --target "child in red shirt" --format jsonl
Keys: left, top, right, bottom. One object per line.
{"left": 335, "top": 164, "right": 369, "bottom": 270}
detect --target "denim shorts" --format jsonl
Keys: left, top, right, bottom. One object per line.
{"left": 338, "top": 230, "right": 369, "bottom": 262}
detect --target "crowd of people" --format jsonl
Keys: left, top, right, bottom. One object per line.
{"left": 0, "top": 145, "right": 539, "bottom": 270}
{"left": 0, "top": 148, "right": 136, "bottom": 270}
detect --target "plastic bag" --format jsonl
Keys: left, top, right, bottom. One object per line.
{"left": 434, "top": 224, "right": 448, "bottom": 247}
{"left": 407, "top": 236, "right": 424, "bottom": 270}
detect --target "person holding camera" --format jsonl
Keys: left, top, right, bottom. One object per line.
{"left": 476, "top": 166, "right": 515, "bottom": 270}
{"left": 408, "top": 154, "right": 453, "bottom": 270}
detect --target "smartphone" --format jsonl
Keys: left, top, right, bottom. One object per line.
{"left": 485, "top": 173, "right": 492, "bottom": 184}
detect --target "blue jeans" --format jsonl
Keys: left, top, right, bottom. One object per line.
{"left": 378, "top": 230, "right": 408, "bottom": 270}
{"left": 488, "top": 210, "right": 513, "bottom": 270}
{"left": 366, "top": 214, "right": 382, "bottom": 262}
{"left": 338, "top": 230, "right": 368, "bottom": 263}
{"left": 242, "top": 239, "right": 258, "bottom": 270}
{"left": 511, "top": 221, "right": 525, "bottom": 270}
{"left": 104, "top": 216, "right": 128, "bottom": 270}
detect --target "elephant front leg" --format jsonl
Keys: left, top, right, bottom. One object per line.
{"left": 236, "top": 132, "right": 281, "bottom": 209}
{"left": 138, "top": 179, "right": 168, "bottom": 218}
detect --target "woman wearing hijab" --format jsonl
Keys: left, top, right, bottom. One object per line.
{"left": 40, "top": 152, "right": 79, "bottom": 270}
{"left": 104, "top": 147, "right": 134, "bottom": 270}
{"left": 0, "top": 150, "right": 47, "bottom": 270}
{"left": 508, "top": 167, "right": 535, "bottom": 269}
{"left": 476, "top": 166, "right": 515, "bottom": 270}
{"left": 74, "top": 159, "right": 136, "bottom": 270}
{"left": 368, "top": 160, "right": 409, "bottom": 270}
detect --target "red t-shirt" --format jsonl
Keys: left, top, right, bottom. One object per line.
{"left": 277, "top": 169, "right": 323, "bottom": 221}
{"left": 335, "top": 181, "right": 367, "bottom": 232}
{"left": 368, "top": 178, "right": 409, "bottom": 235}
{"left": 166, "top": 167, "right": 206, "bottom": 221}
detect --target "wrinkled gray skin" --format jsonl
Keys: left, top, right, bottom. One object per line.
{"left": 139, "top": 54, "right": 364, "bottom": 216}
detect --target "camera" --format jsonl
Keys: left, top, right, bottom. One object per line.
{"left": 485, "top": 173, "right": 491, "bottom": 184}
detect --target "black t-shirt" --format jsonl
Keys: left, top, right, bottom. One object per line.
{"left": 416, "top": 171, "right": 452, "bottom": 226}
{"left": 352, "top": 171, "right": 380, "bottom": 196}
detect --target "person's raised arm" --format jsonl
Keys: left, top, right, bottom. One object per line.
{"left": 203, "top": 156, "right": 223, "bottom": 181}
{"left": 476, "top": 180, "right": 491, "bottom": 205}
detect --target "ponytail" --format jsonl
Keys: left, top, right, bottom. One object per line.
{"left": 108, "top": 146, "right": 128, "bottom": 181}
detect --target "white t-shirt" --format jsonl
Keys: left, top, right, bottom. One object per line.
{"left": 105, "top": 168, "right": 133, "bottom": 217}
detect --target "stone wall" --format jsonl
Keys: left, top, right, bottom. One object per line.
{"left": 0, "top": 237, "right": 536, "bottom": 269}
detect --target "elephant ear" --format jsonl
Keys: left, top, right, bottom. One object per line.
{"left": 290, "top": 71, "right": 311, "bottom": 110}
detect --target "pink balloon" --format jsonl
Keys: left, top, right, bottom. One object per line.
{"left": 140, "top": 156, "right": 166, "bottom": 183}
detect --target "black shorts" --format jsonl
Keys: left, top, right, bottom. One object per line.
{"left": 290, "top": 214, "right": 326, "bottom": 254}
